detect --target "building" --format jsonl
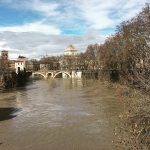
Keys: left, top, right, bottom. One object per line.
{"left": 40, "top": 55, "right": 60, "bottom": 71}
{"left": 1, "top": 50, "right": 8, "bottom": 58}
{"left": 26, "top": 59, "right": 40, "bottom": 71}
{"left": 64, "top": 45, "right": 78, "bottom": 56}
{"left": 9, "top": 60, "right": 15, "bottom": 71}
{"left": 15, "top": 56, "right": 28, "bottom": 73}
{"left": 15, "top": 60, "right": 26, "bottom": 73}
{"left": 1, "top": 50, "right": 9, "bottom": 69}
{"left": 0, "top": 50, "right": 16, "bottom": 72}
{"left": 0, "top": 57, "right": 2, "bottom": 73}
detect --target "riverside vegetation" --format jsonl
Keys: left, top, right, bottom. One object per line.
{"left": 0, "top": 70, "right": 30, "bottom": 89}
{"left": 110, "top": 83, "right": 149, "bottom": 150}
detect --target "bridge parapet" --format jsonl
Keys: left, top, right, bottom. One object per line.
{"left": 32, "top": 70, "right": 73, "bottom": 79}
{"left": 32, "top": 72, "right": 47, "bottom": 79}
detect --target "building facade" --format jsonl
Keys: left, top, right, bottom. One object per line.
{"left": 64, "top": 45, "right": 78, "bottom": 56}
{"left": 1, "top": 50, "right": 9, "bottom": 70}
{"left": 15, "top": 56, "right": 27, "bottom": 73}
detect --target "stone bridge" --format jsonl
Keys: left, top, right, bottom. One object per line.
{"left": 32, "top": 70, "right": 73, "bottom": 79}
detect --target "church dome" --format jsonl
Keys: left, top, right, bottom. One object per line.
{"left": 65, "top": 45, "right": 77, "bottom": 52}
{"left": 64, "top": 45, "right": 77, "bottom": 56}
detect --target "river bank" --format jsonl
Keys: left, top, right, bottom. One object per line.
{"left": 106, "top": 83, "right": 150, "bottom": 150}
{"left": 0, "top": 71, "right": 31, "bottom": 89}
{"left": 82, "top": 69, "right": 150, "bottom": 93}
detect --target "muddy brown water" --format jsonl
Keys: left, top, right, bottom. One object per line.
{"left": 0, "top": 79, "right": 123, "bottom": 150}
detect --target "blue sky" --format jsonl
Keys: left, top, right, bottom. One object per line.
{"left": 0, "top": 0, "right": 149, "bottom": 59}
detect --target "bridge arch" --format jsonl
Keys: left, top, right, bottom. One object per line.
{"left": 46, "top": 72, "right": 53, "bottom": 78}
{"left": 53, "top": 71, "right": 71, "bottom": 78}
{"left": 32, "top": 72, "right": 46, "bottom": 79}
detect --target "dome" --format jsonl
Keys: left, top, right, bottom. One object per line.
{"left": 64, "top": 45, "right": 78, "bottom": 56}
{"left": 65, "top": 45, "right": 77, "bottom": 52}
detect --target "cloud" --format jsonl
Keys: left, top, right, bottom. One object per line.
{"left": 31, "top": 0, "right": 60, "bottom": 17}
{"left": 0, "top": 30, "right": 104, "bottom": 59}
{"left": 0, "top": 21, "right": 61, "bottom": 35}
{"left": 0, "top": 0, "right": 60, "bottom": 17}
{"left": 73, "top": 0, "right": 149, "bottom": 29}
{"left": 0, "top": 0, "right": 149, "bottom": 59}
{"left": 0, "top": 0, "right": 149, "bottom": 30}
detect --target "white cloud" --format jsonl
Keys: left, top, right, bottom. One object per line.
{"left": 0, "top": 0, "right": 149, "bottom": 30}
{"left": 73, "top": 0, "right": 149, "bottom": 29}
{"left": 75, "top": 0, "right": 117, "bottom": 29}
{"left": 0, "top": 21, "right": 61, "bottom": 35}
{"left": 0, "top": 0, "right": 60, "bottom": 17}
{"left": 0, "top": 0, "right": 149, "bottom": 59}
{"left": 32, "top": 0, "right": 60, "bottom": 17}
{"left": 0, "top": 30, "right": 105, "bottom": 59}
{"left": 0, "top": 41, "right": 7, "bottom": 47}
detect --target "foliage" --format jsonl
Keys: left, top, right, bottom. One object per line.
{"left": 84, "top": 4, "right": 150, "bottom": 91}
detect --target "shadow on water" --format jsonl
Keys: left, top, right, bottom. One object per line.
{"left": 0, "top": 107, "right": 21, "bottom": 121}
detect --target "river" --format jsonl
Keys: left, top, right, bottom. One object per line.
{"left": 0, "top": 79, "right": 123, "bottom": 150}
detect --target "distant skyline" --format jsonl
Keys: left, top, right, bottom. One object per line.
{"left": 0, "top": 0, "right": 149, "bottom": 59}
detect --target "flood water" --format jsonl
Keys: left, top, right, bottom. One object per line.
{"left": 0, "top": 79, "right": 123, "bottom": 150}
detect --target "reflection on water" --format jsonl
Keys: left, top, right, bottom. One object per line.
{"left": 0, "top": 79, "right": 123, "bottom": 150}
{"left": 0, "top": 107, "right": 21, "bottom": 121}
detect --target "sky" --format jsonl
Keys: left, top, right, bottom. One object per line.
{"left": 0, "top": 0, "right": 149, "bottom": 59}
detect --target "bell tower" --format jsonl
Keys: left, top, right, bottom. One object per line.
{"left": 1, "top": 50, "right": 9, "bottom": 69}
{"left": 1, "top": 50, "right": 8, "bottom": 60}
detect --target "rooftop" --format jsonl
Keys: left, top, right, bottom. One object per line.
{"left": 65, "top": 45, "right": 77, "bottom": 52}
